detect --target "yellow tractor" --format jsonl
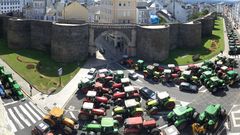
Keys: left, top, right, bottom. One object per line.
{"left": 192, "top": 123, "right": 206, "bottom": 135}
{"left": 42, "top": 107, "right": 78, "bottom": 135}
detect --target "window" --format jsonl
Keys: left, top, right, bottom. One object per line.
{"left": 123, "top": 3, "right": 126, "bottom": 6}
{"left": 128, "top": 1, "right": 130, "bottom": 6}
{"left": 119, "top": 2, "right": 121, "bottom": 6}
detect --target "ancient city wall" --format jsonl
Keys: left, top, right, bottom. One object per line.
{"left": 136, "top": 25, "right": 170, "bottom": 62}
{"left": 0, "top": 12, "right": 217, "bottom": 63}
{"left": 31, "top": 20, "right": 52, "bottom": 52}
{"left": 51, "top": 23, "right": 89, "bottom": 63}
{"left": 7, "top": 18, "right": 31, "bottom": 49}
{"left": 179, "top": 21, "right": 202, "bottom": 48}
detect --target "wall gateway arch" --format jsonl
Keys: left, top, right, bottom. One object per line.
{"left": 88, "top": 24, "right": 137, "bottom": 57}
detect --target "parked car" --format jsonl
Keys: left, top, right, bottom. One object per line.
{"left": 139, "top": 87, "right": 157, "bottom": 100}
{"left": 179, "top": 82, "right": 198, "bottom": 93}
{"left": 0, "top": 83, "right": 6, "bottom": 98}
{"left": 128, "top": 71, "right": 138, "bottom": 80}
{"left": 86, "top": 68, "right": 97, "bottom": 80}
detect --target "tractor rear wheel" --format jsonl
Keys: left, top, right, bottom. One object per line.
{"left": 177, "top": 122, "right": 187, "bottom": 130}
{"left": 150, "top": 128, "right": 160, "bottom": 135}
{"left": 115, "top": 98, "right": 123, "bottom": 106}
{"left": 113, "top": 114, "right": 123, "bottom": 123}
{"left": 165, "top": 101, "right": 175, "bottom": 110}
{"left": 87, "top": 131, "right": 96, "bottom": 135}
{"left": 63, "top": 126, "right": 73, "bottom": 135}
{"left": 192, "top": 112, "right": 199, "bottom": 121}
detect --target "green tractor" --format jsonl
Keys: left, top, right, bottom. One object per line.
{"left": 146, "top": 91, "right": 175, "bottom": 115}
{"left": 197, "top": 66, "right": 212, "bottom": 76}
{"left": 167, "top": 106, "right": 199, "bottom": 130}
{"left": 224, "top": 70, "right": 240, "bottom": 86}
{"left": 192, "top": 104, "right": 226, "bottom": 134}
{"left": 178, "top": 71, "right": 200, "bottom": 86}
{"left": 135, "top": 60, "right": 145, "bottom": 71}
{"left": 200, "top": 71, "right": 215, "bottom": 85}
{"left": 206, "top": 76, "right": 227, "bottom": 93}
{"left": 82, "top": 117, "right": 119, "bottom": 135}
{"left": 202, "top": 61, "right": 215, "bottom": 70}
{"left": 11, "top": 81, "right": 24, "bottom": 100}
{"left": 113, "top": 70, "right": 124, "bottom": 83}
{"left": 78, "top": 78, "right": 94, "bottom": 94}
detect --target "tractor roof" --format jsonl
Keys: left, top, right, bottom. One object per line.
{"left": 81, "top": 78, "right": 90, "bottom": 83}
{"left": 147, "top": 65, "right": 154, "bottom": 70}
{"left": 210, "top": 76, "right": 220, "bottom": 82}
{"left": 98, "top": 69, "right": 108, "bottom": 73}
{"left": 101, "top": 117, "right": 114, "bottom": 127}
{"left": 87, "top": 123, "right": 101, "bottom": 129}
{"left": 137, "top": 60, "right": 144, "bottom": 63}
{"left": 153, "top": 63, "right": 159, "bottom": 67}
{"left": 89, "top": 68, "right": 96, "bottom": 73}
{"left": 203, "top": 71, "right": 212, "bottom": 76}
{"left": 173, "top": 106, "right": 192, "bottom": 116}
{"left": 183, "top": 71, "right": 191, "bottom": 76}
{"left": 124, "top": 99, "right": 139, "bottom": 108}
{"left": 123, "top": 55, "right": 129, "bottom": 58}
{"left": 82, "top": 102, "right": 94, "bottom": 110}
{"left": 124, "top": 86, "right": 135, "bottom": 92}
{"left": 227, "top": 70, "right": 238, "bottom": 75}
{"left": 216, "top": 61, "right": 223, "bottom": 65}
{"left": 205, "top": 104, "right": 221, "bottom": 116}
{"left": 221, "top": 66, "right": 228, "bottom": 71}
{"left": 201, "top": 66, "right": 208, "bottom": 69}
{"left": 157, "top": 91, "right": 170, "bottom": 100}
{"left": 116, "top": 70, "right": 124, "bottom": 75}
{"left": 86, "top": 91, "right": 97, "bottom": 97}
{"left": 121, "top": 78, "right": 130, "bottom": 83}
{"left": 168, "top": 64, "right": 175, "bottom": 68}
{"left": 163, "top": 69, "right": 172, "bottom": 74}
{"left": 13, "top": 83, "right": 20, "bottom": 89}
{"left": 125, "top": 117, "right": 143, "bottom": 125}
{"left": 35, "top": 121, "right": 50, "bottom": 133}
{"left": 49, "top": 107, "right": 64, "bottom": 118}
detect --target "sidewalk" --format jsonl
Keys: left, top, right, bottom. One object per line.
{"left": 0, "top": 98, "right": 14, "bottom": 135}
{"left": 31, "top": 57, "right": 109, "bottom": 113}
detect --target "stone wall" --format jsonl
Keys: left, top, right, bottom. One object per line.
{"left": 31, "top": 20, "right": 52, "bottom": 52}
{"left": 179, "top": 21, "right": 202, "bottom": 48}
{"left": 51, "top": 23, "right": 89, "bottom": 63}
{"left": 7, "top": 18, "right": 31, "bottom": 49}
{"left": 136, "top": 25, "right": 170, "bottom": 62}
{"left": 169, "top": 23, "right": 180, "bottom": 50}
{"left": 0, "top": 15, "right": 10, "bottom": 39}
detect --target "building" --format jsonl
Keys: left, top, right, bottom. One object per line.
{"left": 136, "top": 2, "right": 151, "bottom": 24}
{"left": 0, "top": 0, "right": 22, "bottom": 14}
{"left": 61, "top": 1, "right": 88, "bottom": 21}
{"left": 99, "top": 0, "right": 137, "bottom": 23}
{"left": 32, "top": 0, "right": 46, "bottom": 19}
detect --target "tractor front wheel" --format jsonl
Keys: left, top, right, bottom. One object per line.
{"left": 63, "top": 126, "right": 73, "bottom": 135}
{"left": 151, "top": 128, "right": 160, "bottom": 135}
{"left": 165, "top": 101, "right": 175, "bottom": 110}
{"left": 78, "top": 113, "right": 89, "bottom": 121}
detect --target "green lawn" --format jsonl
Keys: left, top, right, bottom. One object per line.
{"left": 163, "top": 17, "right": 224, "bottom": 65}
{"left": 0, "top": 39, "right": 81, "bottom": 93}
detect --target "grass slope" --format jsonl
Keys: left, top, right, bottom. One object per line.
{"left": 0, "top": 39, "right": 81, "bottom": 93}
{"left": 163, "top": 17, "right": 224, "bottom": 65}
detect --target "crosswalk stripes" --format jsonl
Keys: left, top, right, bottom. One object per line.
{"left": 6, "top": 101, "right": 45, "bottom": 133}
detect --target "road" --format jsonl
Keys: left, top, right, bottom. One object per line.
{"left": 64, "top": 59, "right": 240, "bottom": 134}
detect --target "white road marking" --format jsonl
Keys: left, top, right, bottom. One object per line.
{"left": 224, "top": 122, "right": 229, "bottom": 130}
{"left": 70, "top": 111, "right": 76, "bottom": 119}
{"left": 231, "top": 110, "right": 240, "bottom": 127}
{"left": 9, "top": 119, "right": 17, "bottom": 132}
{"left": 29, "top": 102, "right": 45, "bottom": 117}
{"left": 19, "top": 105, "right": 36, "bottom": 124}
{"left": 136, "top": 79, "right": 142, "bottom": 83}
{"left": 24, "top": 103, "right": 41, "bottom": 121}
{"left": 8, "top": 108, "right": 24, "bottom": 130}
{"left": 199, "top": 89, "right": 208, "bottom": 93}
{"left": 13, "top": 107, "right": 31, "bottom": 127}
{"left": 3, "top": 101, "right": 18, "bottom": 106}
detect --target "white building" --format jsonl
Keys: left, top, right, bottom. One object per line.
{"left": 216, "top": 2, "right": 225, "bottom": 14}
{"left": 32, "top": 0, "right": 46, "bottom": 19}
{"left": 0, "top": 0, "right": 22, "bottom": 14}
{"left": 136, "top": 2, "right": 151, "bottom": 24}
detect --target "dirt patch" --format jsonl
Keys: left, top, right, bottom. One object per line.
{"left": 26, "top": 64, "right": 35, "bottom": 69}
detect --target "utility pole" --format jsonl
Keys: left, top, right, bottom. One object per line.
{"left": 173, "top": 0, "right": 175, "bottom": 19}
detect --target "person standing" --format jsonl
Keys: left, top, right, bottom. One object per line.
{"left": 29, "top": 84, "right": 33, "bottom": 96}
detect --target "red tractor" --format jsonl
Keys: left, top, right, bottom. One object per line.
{"left": 187, "top": 64, "right": 200, "bottom": 76}
{"left": 124, "top": 117, "right": 160, "bottom": 135}
{"left": 83, "top": 91, "right": 110, "bottom": 109}
{"left": 168, "top": 64, "right": 181, "bottom": 75}
{"left": 78, "top": 102, "right": 106, "bottom": 121}
{"left": 94, "top": 81, "right": 112, "bottom": 97}
{"left": 160, "top": 69, "right": 179, "bottom": 84}
{"left": 153, "top": 63, "right": 164, "bottom": 73}
{"left": 120, "top": 55, "right": 134, "bottom": 68}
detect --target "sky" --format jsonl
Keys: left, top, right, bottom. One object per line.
{"left": 183, "top": 0, "right": 240, "bottom": 3}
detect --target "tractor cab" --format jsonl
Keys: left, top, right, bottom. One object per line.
{"left": 78, "top": 78, "right": 94, "bottom": 94}
{"left": 114, "top": 70, "right": 124, "bottom": 83}
{"left": 207, "top": 76, "right": 226, "bottom": 93}
{"left": 168, "top": 64, "right": 180, "bottom": 74}
{"left": 121, "top": 55, "right": 134, "bottom": 68}
{"left": 121, "top": 78, "right": 131, "bottom": 87}
{"left": 203, "top": 61, "right": 215, "bottom": 69}
{"left": 32, "top": 121, "right": 52, "bottom": 135}
{"left": 98, "top": 68, "right": 113, "bottom": 77}
{"left": 157, "top": 91, "right": 175, "bottom": 110}
{"left": 153, "top": 63, "right": 161, "bottom": 72}
{"left": 226, "top": 70, "right": 239, "bottom": 85}
{"left": 124, "top": 86, "right": 140, "bottom": 101}
{"left": 79, "top": 102, "right": 106, "bottom": 120}
{"left": 182, "top": 71, "right": 192, "bottom": 79}
{"left": 101, "top": 117, "right": 119, "bottom": 134}
{"left": 124, "top": 99, "right": 143, "bottom": 117}
{"left": 135, "top": 60, "right": 145, "bottom": 71}
{"left": 198, "top": 66, "right": 210, "bottom": 75}
{"left": 12, "top": 83, "right": 24, "bottom": 99}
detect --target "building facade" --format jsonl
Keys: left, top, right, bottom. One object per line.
{"left": 32, "top": 0, "right": 46, "bottom": 19}
{"left": 99, "top": 0, "right": 137, "bottom": 23}
{"left": 0, "top": 0, "right": 22, "bottom": 14}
